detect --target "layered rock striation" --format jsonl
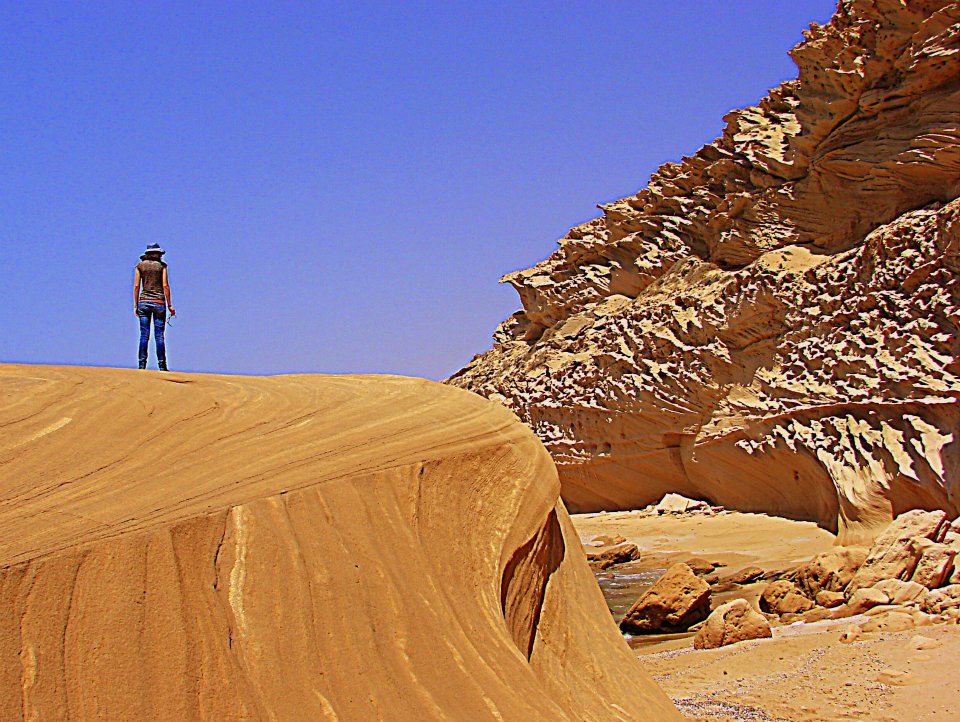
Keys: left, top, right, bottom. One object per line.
{"left": 451, "top": 0, "right": 960, "bottom": 544}
{"left": 0, "top": 365, "right": 680, "bottom": 721}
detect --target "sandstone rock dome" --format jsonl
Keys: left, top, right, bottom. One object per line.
{"left": 451, "top": 0, "right": 960, "bottom": 544}
{"left": 0, "top": 365, "right": 679, "bottom": 721}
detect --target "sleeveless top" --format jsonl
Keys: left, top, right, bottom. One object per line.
{"left": 137, "top": 260, "right": 167, "bottom": 304}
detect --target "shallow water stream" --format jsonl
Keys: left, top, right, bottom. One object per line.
{"left": 592, "top": 565, "right": 697, "bottom": 650}
{"left": 595, "top": 567, "right": 666, "bottom": 620}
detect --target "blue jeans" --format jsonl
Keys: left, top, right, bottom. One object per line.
{"left": 137, "top": 302, "right": 167, "bottom": 369}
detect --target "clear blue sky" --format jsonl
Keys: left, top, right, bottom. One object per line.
{"left": 1, "top": 1, "right": 836, "bottom": 379}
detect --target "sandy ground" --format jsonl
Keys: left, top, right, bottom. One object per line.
{"left": 574, "top": 509, "right": 835, "bottom": 573}
{"left": 648, "top": 622, "right": 960, "bottom": 722}
{"left": 572, "top": 510, "right": 960, "bottom": 722}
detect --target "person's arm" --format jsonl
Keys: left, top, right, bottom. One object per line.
{"left": 163, "top": 266, "right": 176, "bottom": 316}
{"left": 133, "top": 267, "right": 141, "bottom": 315}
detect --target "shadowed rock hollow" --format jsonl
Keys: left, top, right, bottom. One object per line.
{"left": 0, "top": 365, "right": 680, "bottom": 721}
{"left": 450, "top": 0, "right": 960, "bottom": 544}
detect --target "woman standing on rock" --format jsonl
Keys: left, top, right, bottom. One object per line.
{"left": 134, "top": 243, "right": 176, "bottom": 370}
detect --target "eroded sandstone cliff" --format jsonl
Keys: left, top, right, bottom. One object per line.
{"left": 0, "top": 365, "right": 680, "bottom": 721}
{"left": 451, "top": 0, "right": 960, "bottom": 544}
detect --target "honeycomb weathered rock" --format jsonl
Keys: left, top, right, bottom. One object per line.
{"left": 451, "top": 0, "right": 960, "bottom": 544}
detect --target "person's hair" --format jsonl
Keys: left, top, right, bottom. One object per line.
{"left": 141, "top": 252, "right": 166, "bottom": 265}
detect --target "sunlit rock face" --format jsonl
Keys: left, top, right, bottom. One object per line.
{"left": 451, "top": 0, "right": 960, "bottom": 545}
{"left": 0, "top": 366, "right": 681, "bottom": 722}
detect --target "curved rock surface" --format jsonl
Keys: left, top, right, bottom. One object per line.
{"left": 693, "top": 599, "right": 772, "bottom": 650}
{"left": 451, "top": 0, "right": 960, "bottom": 544}
{"left": 0, "top": 364, "right": 680, "bottom": 722}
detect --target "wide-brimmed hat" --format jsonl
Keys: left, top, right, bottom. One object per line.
{"left": 140, "top": 243, "right": 166, "bottom": 259}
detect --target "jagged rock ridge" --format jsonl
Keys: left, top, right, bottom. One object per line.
{"left": 450, "top": 0, "right": 960, "bottom": 544}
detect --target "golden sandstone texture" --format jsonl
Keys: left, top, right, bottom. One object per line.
{"left": 451, "top": 0, "right": 960, "bottom": 544}
{"left": 0, "top": 366, "right": 680, "bottom": 722}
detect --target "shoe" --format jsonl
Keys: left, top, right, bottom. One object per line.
{"left": 158, "top": 364, "right": 168, "bottom": 372}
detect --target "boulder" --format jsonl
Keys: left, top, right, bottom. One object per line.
{"left": 815, "top": 590, "right": 846, "bottom": 608}
{"left": 724, "top": 566, "right": 765, "bottom": 585}
{"left": 847, "top": 510, "right": 950, "bottom": 594}
{"left": 870, "top": 579, "right": 927, "bottom": 605}
{"left": 838, "top": 624, "right": 862, "bottom": 644}
{"left": 920, "top": 584, "right": 960, "bottom": 615}
{"left": 848, "top": 588, "right": 890, "bottom": 614}
{"left": 909, "top": 540, "right": 957, "bottom": 588}
{"left": 586, "top": 542, "right": 640, "bottom": 570}
{"left": 795, "top": 547, "right": 867, "bottom": 597}
{"left": 655, "top": 494, "right": 708, "bottom": 515}
{"left": 759, "top": 580, "right": 814, "bottom": 616}
{"left": 619, "top": 563, "right": 711, "bottom": 634}
{"left": 693, "top": 599, "right": 772, "bottom": 650}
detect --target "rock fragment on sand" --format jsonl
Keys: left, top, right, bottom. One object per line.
{"left": 724, "top": 566, "right": 765, "bottom": 585}
{"left": 847, "top": 510, "right": 949, "bottom": 594}
{"left": 655, "top": 493, "right": 708, "bottom": 514}
{"left": 838, "top": 625, "right": 862, "bottom": 644}
{"left": 683, "top": 557, "right": 718, "bottom": 576}
{"left": 620, "top": 563, "right": 711, "bottom": 634}
{"left": 759, "top": 580, "right": 814, "bottom": 616}
{"left": 694, "top": 599, "right": 772, "bottom": 650}
{"left": 589, "top": 533, "right": 626, "bottom": 548}
{"left": 586, "top": 542, "right": 640, "bottom": 570}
